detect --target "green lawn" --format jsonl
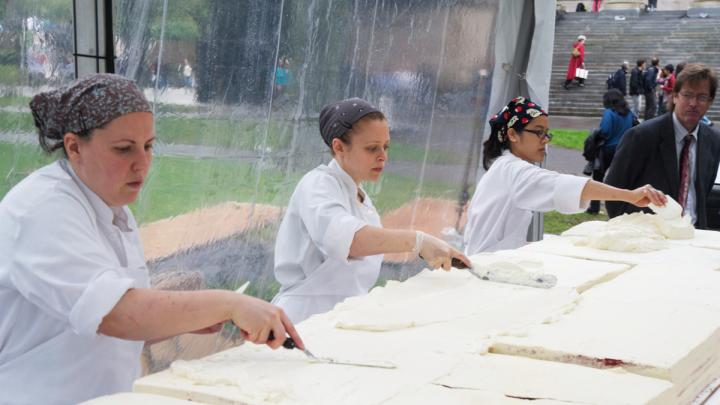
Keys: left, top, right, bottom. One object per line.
{"left": 1, "top": 141, "right": 457, "bottom": 225}
{"left": 0, "top": 95, "right": 31, "bottom": 107}
{"left": 551, "top": 128, "right": 587, "bottom": 151}
{"left": 544, "top": 211, "right": 607, "bottom": 234}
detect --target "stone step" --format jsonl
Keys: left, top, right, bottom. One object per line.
{"left": 551, "top": 11, "right": 720, "bottom": 119}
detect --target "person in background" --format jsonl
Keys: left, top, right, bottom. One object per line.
{"left": 576, "top": 2, "right": 587, "bottom": 12}
{"left": 606, "top": 63, "right": 720, "bottom": 228}
{"left": 658, "top": 64, "right": 675, "bottom": 115}
{"left": 592, "top": 0, "right": 603, "bottom": 12}
{"left": 0, "top": 74, "right": 304, "bottom": 405}
{"left": 587, "top": 89, "right": 637, "bottom": 214}
{"left": 564, "top": 35, "right": 586, "bottom": 90}
{"left": 644, "top": 57, "right": 660, "bottom": 120}
{"left": 630, "top": 59, "right": 646, "bottom": 116}
{"left": 180, "top": 58, "right": 193, "bottom": 93}
{"left": 271, "top": 98, "right": 470, "bottom": 323}
{"left": 463, "top": 97, "right": 665, "bottom": 254}
{"left": 609, "top": 61, "right": 629, "bottom": 96}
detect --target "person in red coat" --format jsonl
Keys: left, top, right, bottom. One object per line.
{"left": 564, "top": 35, "right": 586, "bottom": 90}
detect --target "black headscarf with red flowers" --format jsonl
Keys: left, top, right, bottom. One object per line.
{"left": 483, "top": 97, "right": 548, "bottom": 170}
{"left": 489, "top": 96, "right": 548, "bottom": 142}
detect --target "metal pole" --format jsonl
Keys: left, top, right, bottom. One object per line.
{"left": 103, "top": 0, "right": 115, "bottom": 73}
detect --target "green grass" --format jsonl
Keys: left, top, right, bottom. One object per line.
{"left": 0, "top": 110, "right": 35, "bottom": 132}
{"left": 154, "top": 116, "right": 292, "bottom": 150}
{"left": 543, "top": 211, "right": 607, "bottom": 235}
{"left": 0, "top": 142, "right": 55, "bottom": 197}
{"left": 3, "top": 141, "right": 604, "bottom": 237}
{"left": 388, "top": 141, "right": 458, "bottom": 164}
{"left": 551, "top": 128, "right": 587, "bottom": 151}
{"left": 0, "top": 95, "right": 31, "bottom": 108}
{"left": 0, "top": 65, "right": 20, "bottom": 85}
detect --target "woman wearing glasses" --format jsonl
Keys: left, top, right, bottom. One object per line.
{"left": 462, "top": 97, "right": 667, "bottom": 254}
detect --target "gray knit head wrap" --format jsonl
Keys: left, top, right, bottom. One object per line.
{"left": 29, "top": 73, "right": 151, "bottom": 153}
{"left": 318, "top": 98, "right": 382, "bottom": 147}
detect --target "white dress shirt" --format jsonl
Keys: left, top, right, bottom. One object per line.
{"left": 272, "top": 159, "right": 383, "bottom": 323}
{"left": 0, "top": 160, "right": 149, "bottom": 405}
{"left": 463, "top": 151, "right": 590, "bottom": 254}
{"left": 672, "top": 112, "right": 699, "bottom": 224}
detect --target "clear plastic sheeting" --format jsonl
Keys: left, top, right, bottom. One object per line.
{"left": 1, "top": 0, "right": 500, "bottom": 373}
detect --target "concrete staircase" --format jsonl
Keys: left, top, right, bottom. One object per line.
{"left": 550, "top": 10, "right": 720, "bottom": 121}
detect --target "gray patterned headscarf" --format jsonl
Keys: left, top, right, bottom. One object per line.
{"left": 29, "top": 74, "right": 151, "bottom": 153}
{"left": 319, "top": 98, "right": 382, "bottom": 147}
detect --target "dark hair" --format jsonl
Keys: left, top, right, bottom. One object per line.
{"left": 39, "top": 128, "right": 96, "bottom": 156}
{"left": 603, "top": 89, "right": 630, "bottom": 116}
{"left": 483, "top": 118, "right": 541, "bottom": 170}
{"left": 636, "top": 59, "right": 645, "bottom": 67}
{"left": 651, "top": 57, "right": 660, "bottom": 67}
{"left": 667, "top": 63, "right": 718, "bottom": 112}
{"left": 664, "top": 64, "right": 674, "bottom": 74}
{"left": 332, "top": 111, "right": 386, "bottom": 153}
{"left": 675, "top": 62, "right": 686, "bottom": 76}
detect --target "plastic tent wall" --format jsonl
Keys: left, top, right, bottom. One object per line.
{"left": 0, "top": 0, "right": 555, "bottom": 373}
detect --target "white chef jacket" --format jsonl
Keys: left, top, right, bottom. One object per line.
{"left": 463, "top": 151, "right": 590, "bottom": 254}
{"left": 0, "top": 159, "right": 149, "bottom": 405}
{"left": 272, "top": 159, "right": 383, "bottom": 323}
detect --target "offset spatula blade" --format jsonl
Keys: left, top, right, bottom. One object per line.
{"left": 273, "top": 333, "right": 396, "bottom": 369}
{"left": 467, "top": 265, "right": 557, "bottom": 289}
{"left": 450, "top": 257, "right": 556, "bottom": 289}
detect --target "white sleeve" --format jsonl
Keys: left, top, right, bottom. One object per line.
{"left": 8, "top": 192, "right": 137, "bottom": 337}
{"left": 296, "top": 175, "right": 369, "bottom": 263}
{"left": 510, "top": 161, "right": 590, "bottom": 214}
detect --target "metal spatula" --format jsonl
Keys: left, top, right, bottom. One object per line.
{"left": 419, "top": 257, "right": 556, "bottom": 289}
{"left": 271, "top": 333, "right": 396, "bottom": 369}
{"left": 451, "top": 258, "right": 557, "bottom": 289}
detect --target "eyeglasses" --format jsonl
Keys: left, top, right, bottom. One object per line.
{"left": 678, "top": 92, "right": 712, "bottom": 104}
{"left": 523, "top": 128, "right": 553, "bottom": 142}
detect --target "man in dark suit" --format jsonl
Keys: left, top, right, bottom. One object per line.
{"left": 609, "top": 61, "right": 628, "bottom": 96}
{"left": 605, "top": 63, "right": 720, "bottom": 229}
{"left": 643, "top": 57, "right": 660, "bottom": 120}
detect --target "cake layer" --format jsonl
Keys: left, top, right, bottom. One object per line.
{"left": 492, "top": 264, "right": 720, "bottom": 404}
{"left": 520, "top": 235, "right": 720, "bottom": 268}
{"left": 432, "top": 353, "right": 674, "bottom": 405}
{"left": 80, "top": 392, "right": 207, "bottom": 404}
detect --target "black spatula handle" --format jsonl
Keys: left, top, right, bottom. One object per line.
{"left": 268, "top": 331, "right": 296, "bottom": 350}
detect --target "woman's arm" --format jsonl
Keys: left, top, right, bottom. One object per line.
{"left": 581, "top": 180, "right": 666, "bottom": 207}
{"left": 99, "top": 289, "right": 303, "bottom": 350}
{"left": 349, "top": 226, "right": 471, "bottom": 270}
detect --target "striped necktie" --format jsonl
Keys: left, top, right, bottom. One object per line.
{"left": 678, "top": 134, "right": 694, "bottom": 212}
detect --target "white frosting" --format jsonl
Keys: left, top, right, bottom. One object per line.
{"left": 329, "top": 269, "right": 578, "bottom": 332}
{"left": 649, "top": 196, "right": 683, "bottom": 220}
{"left": 562, "top": 212, "right": 694, "bottom": 253}
{"left": 132, "top": 248, "right": 720, "bottom": 404}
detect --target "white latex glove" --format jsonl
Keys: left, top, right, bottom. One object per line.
{"left": 416, "top": 231, "right": 471, "bottom": 271}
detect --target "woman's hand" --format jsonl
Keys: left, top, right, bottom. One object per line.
{"left": 418, "top": 232, "right": 472, "bottom": 271}
{"left": 229, "top": 295, "right": 304, "bottom": 350}
{"left": 627, "top": 184, "right": 667, "bottom": 207}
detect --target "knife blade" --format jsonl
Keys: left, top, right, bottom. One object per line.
{"left": 270, "top": 332, "right": 396, "bottom": 369}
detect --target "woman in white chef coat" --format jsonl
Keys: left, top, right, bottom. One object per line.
{"left": 463, "top": 97, "right": 667, "bottom": 254}
{"left": 0, "top": 74, "right": 303, "bottom": 405}
{"left": 272, "top": 98, "right": 471, "bottom": 323}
